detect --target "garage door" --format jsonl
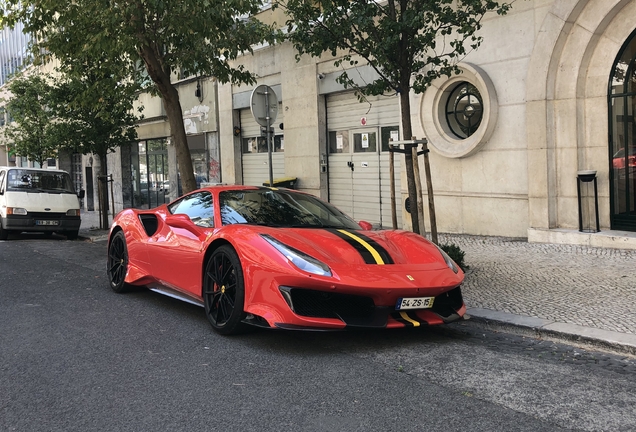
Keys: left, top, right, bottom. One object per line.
{"left": 240, "top": 106, "right": 285, "bottom": 186}
{"left": 327, "top": 92, "right": 402, "bottom": 228}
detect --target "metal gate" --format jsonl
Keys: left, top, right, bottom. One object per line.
{"left": 327, "top": 92, "right": 401, "bottom": 228}
{"left": 240, "top": 106, "right": 285, "bottom": 186}
{"left": 132, "top": 139, "right": 170, "bottom": 209}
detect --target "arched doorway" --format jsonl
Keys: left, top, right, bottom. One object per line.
{"left": 609, "top": 29, "right": 636, "bottom": 232}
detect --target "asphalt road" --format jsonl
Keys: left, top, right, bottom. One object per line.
{"left": 1, "top": 235, "right": 635, "bottom": 432}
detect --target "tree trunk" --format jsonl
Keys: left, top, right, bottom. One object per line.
{"left": 163, "top": 89, "right": 197, "bottom": 194}
{"left": 138, "top": 45, "right": 197, "bottom": 194}
{"left": 399, "top": 89, "right": 420, "bottom": 235}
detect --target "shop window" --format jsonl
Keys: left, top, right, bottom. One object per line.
{"left": 328, "top": 131, "right": 349, "bottom": 153}
{"left": 242, "top": 135, "right": 284, "bottom": 154}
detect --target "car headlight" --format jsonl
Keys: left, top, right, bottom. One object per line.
{"left": 261, "top": 234, "right": 332, "bottom": 277}
{"left": 7, "top": 207, "right": 27, "bottom": 215}
{"left": 434, "top": 244, "right": 459, "bottom": 274}
{"left": 66, "top": 209, "right": 80, "bottom": 216}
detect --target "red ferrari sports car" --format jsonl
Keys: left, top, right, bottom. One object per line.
{"left": 107, "top": 185, "right": 465, "bottom": 334}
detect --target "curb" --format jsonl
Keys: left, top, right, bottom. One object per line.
{"left": 79, "top": 229, "right": 110, "bottom": 243}
{"left": 466, "top": 308, "right": 636, "bottom": 357}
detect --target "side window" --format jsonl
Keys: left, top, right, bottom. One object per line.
{"left": 168, "top": 191, "right": 214, "bottom": 228}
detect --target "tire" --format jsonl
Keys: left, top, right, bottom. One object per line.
{"left": 107, "top": 231, "right": 131, "bottom": 293}
{"left": 0, "top": 224, "right": 8, "bottom": 240}
{"left": 65, "top": 230, "right": 79, "bottom": 240}
{"left": 203, "top": 245, "right": 246, "bottom": 335}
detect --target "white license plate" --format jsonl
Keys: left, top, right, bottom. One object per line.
{"left": 36, "top": 220, "right": 59, "bottom": 226}
{"left": 395, "top": 296, "right": 435, "bottom": 310}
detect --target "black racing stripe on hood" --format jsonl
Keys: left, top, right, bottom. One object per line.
{"left": 347, "top": 231, "right": 394, "bottom": 264}
{"left": 328, "top": 229, "right": 377, "bottom": 264}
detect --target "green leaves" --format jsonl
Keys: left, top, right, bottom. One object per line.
{"left": 0, "top": 63, "right": 141, "bottom": 166}
{"left": 282, "top": 0, "right": 511, "bottom": 97}
{"left": 1, "top": 74, "right": 60, "bottom": 166}
{"left": 3, "top": 0, "right": 279, "bottom": 193}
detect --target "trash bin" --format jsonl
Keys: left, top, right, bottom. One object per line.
{"left": 263, "top": 177, "right": 297, "bottom": 189}
{"left": 577, "top": 170, "right": 600, "bottom": 233}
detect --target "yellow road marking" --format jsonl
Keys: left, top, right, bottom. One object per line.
{"left": 337, "top": 229, "right": 384, "bottom": 265}
{"left": 399, "top": 312, "right": 420, "bottom": 327}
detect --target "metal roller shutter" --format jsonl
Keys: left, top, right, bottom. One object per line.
{"left": 240, "top": 105, "right": 285, "bottom": 186}
{"left": 327, "top": 92, "right": 402, "bottom": 228}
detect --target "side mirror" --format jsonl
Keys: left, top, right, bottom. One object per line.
{"left": 165, "top": 213, "right": 208, "bottom": 239}
{"left": 78, "top": 190, "right": 86, "bottom": 199}
{"left": 165, "top": 213, "right": 196, "bottom": 230}
{"left": 358, "top": 221, "right": 373, "bottom": 231}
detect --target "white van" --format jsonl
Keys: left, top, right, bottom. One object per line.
{"left": 0, "top": 166, "right": 84, "bottom": 240}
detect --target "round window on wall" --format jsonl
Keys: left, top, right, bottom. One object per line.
{"left": 445, "top": 82, "right": 483, "bottom": 139}
{"left": 420, "top": 63, "right": 498, "bottom": 159}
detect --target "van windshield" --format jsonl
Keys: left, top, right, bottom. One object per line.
{"left": 6, "top": 169, "right": 76, "bottom": 194}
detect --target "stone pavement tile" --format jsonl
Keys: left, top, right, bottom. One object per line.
{"left": 438, "top": 233, "right": 636, "bottom": 336}
{"left": 437, "top": 233, "right": 636, "bottom": 352}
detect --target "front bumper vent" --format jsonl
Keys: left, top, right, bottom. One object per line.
{"left": 279, "top": 287, "right": 375, "bottom": 321}
{"left": 431, "top": 286, "right": 464, "bottom": 318}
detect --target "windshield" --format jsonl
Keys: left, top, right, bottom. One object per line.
{"left": 220, "top": 189, "right": 361, "bottom": 229}
{"left": 6, "top": 169, "right": 76, "bottom": 194}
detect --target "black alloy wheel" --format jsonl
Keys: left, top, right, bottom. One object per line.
{"left": 203, "top": 245, "right": 246, "bottom": 335}
{"left": 107, "top": 231, "right": 130, "bottom": 293}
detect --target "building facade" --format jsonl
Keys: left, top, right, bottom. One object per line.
{"left": 92, "top": 76, "right": 222, "bottom": 216}
{"left": 3, "top": 1, "right": 636, "bottom": 249}
{"left": 214, "top": 0, "right": 636, "bottom": 248}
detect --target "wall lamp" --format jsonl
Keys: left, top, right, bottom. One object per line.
{"left": 195, "top": 79, "right": 203, "bottom": 102}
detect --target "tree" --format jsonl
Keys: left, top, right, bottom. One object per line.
{"left": 1, "top": 73, "right": 61, "bottom": 167}
{"left": 2, "top": 0, "right": 278, "bottom": 194}
{"left": 49, "top": 64, "right": 142, "bottom": 229}
{"left": 0, "top": 63, "right": 142, "bottom": 227}
{"left": 281, "top": 0, "right": 510, "bottom": 235}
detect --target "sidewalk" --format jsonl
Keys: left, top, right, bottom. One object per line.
{"left": 79, "top": 210, "right": 636, "bottom": 355}
{"left": 78, "top": 210, "right": 111, "bottom": 242}
{"left": 437, "top": 233, "right": 636, "bottom": 356}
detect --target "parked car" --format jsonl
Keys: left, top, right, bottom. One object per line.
{"left": 612, "top": 147, "right": 636, "bottom": 169}
{"left": 0, "top": 167, "right": 84, "bottom": 240}
{"left": 107, "top": 185, "right": 465, "bottom": 334}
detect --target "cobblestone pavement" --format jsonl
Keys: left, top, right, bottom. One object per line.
{"left": 438, "top": 234, "right": 636, "bottom": 336}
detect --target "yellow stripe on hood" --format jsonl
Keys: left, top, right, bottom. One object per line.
{"left": 337, "top": 229, "right": 385, "bottom": 265}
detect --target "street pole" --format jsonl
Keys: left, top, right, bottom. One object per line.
{"left": 265, "top": 89, "right": 274, "bottom": 187}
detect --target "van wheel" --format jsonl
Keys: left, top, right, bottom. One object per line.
{"left": 66, "top": 230, "right": 79, "bottom": 240}
{"left": 0, "top": 224, "right": 8, "bottom": 240}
